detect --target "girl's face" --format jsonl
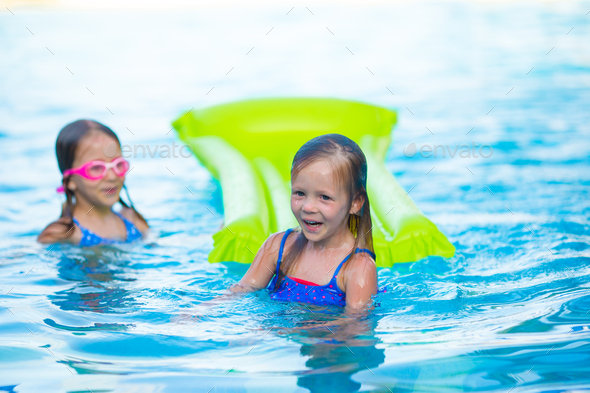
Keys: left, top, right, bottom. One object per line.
{"left": 291, "top": 159, "right": 360, "bottom": 245}
{"left": 67, "top": 130, "right": 125, "bottom": 208}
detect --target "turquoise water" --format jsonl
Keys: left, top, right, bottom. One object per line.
{"left": 1, "top": 2, "right": 590, "bottom": 392}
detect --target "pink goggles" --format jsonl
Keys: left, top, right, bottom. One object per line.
{"left": 56, "top": 157, "right": 130, "bottom": 193}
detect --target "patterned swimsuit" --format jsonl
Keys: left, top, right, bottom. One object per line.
{"left": 72, "top": 210, "right": 143, "bottom": 247}
{"left": 267, "top": 228, "right": 377, "bottom": 307}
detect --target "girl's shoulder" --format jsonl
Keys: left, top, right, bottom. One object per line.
{"left": 355, "top": 246, "right": 376, "bottom": 263}
{"left": 265, "top": 229, "right": 294, "bottom": 250}
{"left": 341, "top": 249, "right": 377, "bottom": 283}
{"left": 37, "top": 217, "right": 82, "bottom": 245}
{"left": 119, "top": 207, "right": 149, "bottom": 233}
{"left": 352, "top": 250, "right": 377, "bottom": 268}
{"left": 258, "top": 229, "right": 299, "bottom": 260}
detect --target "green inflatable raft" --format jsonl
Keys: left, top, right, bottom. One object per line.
{"left": 172, "top": 97, "right": 454, "bottom": 267}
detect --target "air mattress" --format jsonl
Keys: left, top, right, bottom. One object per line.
{"left": 172, "top": 97, "right": 455, "bottom": 267}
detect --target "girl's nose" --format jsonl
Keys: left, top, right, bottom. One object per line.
{"left": 302, "top": 198, "right": 317, "bottom": 213}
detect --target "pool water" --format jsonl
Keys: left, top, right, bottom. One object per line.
{"left": 1, "top": 2, "right": 589, "bottom": 392}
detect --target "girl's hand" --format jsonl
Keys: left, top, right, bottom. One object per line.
{"left": 171, "top": 304, "right": 210, "bottom": 324}
{"left": 37, "top": 217, "right": 81, "bottom": 245}
{"left": 171, "top": 312, "right": 201, "bottom": 324}
{"left": 170, "top": 290, "right": 244, "bottom": 324}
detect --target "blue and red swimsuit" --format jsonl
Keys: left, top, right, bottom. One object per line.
{"left": 267, "top": 228, "right": 377, "bottom": 307}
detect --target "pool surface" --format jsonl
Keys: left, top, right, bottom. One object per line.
{"left": 1, "top": 2, "right": 589, "bottom": 392}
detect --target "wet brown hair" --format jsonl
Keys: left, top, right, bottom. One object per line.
{"left": 277, "top": 133, "right": 374, "bottom": 285}
{"left": 44, "top": 119, "right": 148, "bottom": 241}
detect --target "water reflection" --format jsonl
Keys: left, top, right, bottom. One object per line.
{"left": 49, "top": 246, "right": 140, "bottom": 314}
{"left": 277, "top": 310, "right": 387, "bottom": 393}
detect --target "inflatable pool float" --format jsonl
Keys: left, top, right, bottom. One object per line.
{"left": 172, "top": 98, "right": 455, "bottom": 267}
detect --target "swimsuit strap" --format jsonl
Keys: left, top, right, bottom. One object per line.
{"left": 71, "top": 217, "right": 86, "bottom": 232}
{"left": 333, "top": 247, "right": 376, "bottom": 276}
{"left": 276, "top": 228, "right": 294, "bottom": 275}
{"left": 356, "top": 248, "right": 377, "bottom": 260}
{"left": 113, "top": 210, "right": 132, "bottom": 229}
{"left": 113, "top": 210, "right": 143, "bottom": 242}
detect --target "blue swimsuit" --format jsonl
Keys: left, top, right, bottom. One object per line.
{"left": 268, "top": 228, "right": 377, "bottom": 307}
{"left": 72, "top": 210, "right": 143, "bottom": 247}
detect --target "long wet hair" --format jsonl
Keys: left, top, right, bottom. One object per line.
{"left": 277, "top": 134, "right": 374, "bottom": 284}
{"left": 49, "top": 119, "right": 148, "bottom": 240}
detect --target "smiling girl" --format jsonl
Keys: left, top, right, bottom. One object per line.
{"left": 38, "top": 119, "right": 148, "bottom": 246}
{"left": 232, "top": 134, "right": 378, "bottom": 311}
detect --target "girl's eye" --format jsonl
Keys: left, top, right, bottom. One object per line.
{"left": 87, "top": 164, "right": 105, "bottom": 177}
{"left": 320, "top": 195, "right": 331, "bottom": 201}
{"left": 294, "top": 191, "right": 305, "bottom": 197}
{"left": 114, "top": 159, "right": 129, "bottom": 174}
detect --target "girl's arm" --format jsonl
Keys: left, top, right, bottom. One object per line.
{"left": 344, "top": 253, "right": 378, "bottom": 311}
{"left": 37, "top": 218, "right": 81, "bottom": 244}
{"left": 230, "top": 231, "right": 284, "bottom": 293}
{"left": 172, "top": 232, "right": 285, "bottom": 323}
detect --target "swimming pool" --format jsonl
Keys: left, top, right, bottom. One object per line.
{"left": 1, "top": 2, "right": 589, "bottom": 392}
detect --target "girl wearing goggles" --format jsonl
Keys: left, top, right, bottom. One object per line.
{"left": 38, "top": 120, "right": 149, "bottom": 246}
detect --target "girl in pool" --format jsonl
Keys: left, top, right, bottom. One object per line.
{"left": 232, "top": 134, "right": 377, "bottom": 310}
{"left": 38, "top": 119, "right": 149, "bottom": 246}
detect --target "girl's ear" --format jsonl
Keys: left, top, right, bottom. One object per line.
{"left": 67, "top": 178, "right": 76, "bottom": 192}
{"left": 349, "top": 194, "right": 366, "bottom": 215}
